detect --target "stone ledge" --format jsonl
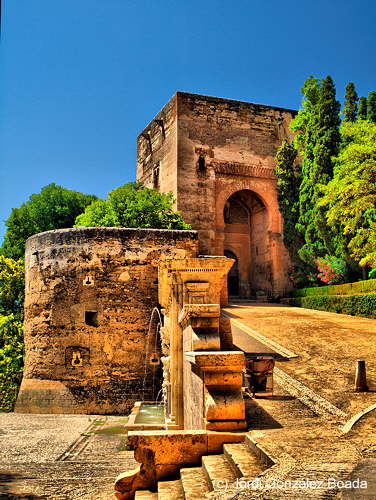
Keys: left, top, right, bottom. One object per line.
{"left": 26, "top": 227, "right": 198, "bottom": 251}
{"left": 185, "top": 351, "right": 245, "bottom": 371}
{"left": 178, "top": 304, "right": 220, "bottom": 323}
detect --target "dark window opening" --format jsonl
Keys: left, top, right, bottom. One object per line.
{"left": 85, "top": 311, "right": 99, "bottom": 327}
{"left": 155, "top": 119, "right": 165, "bottom": 140}
{"left": 224, "top": 250, "right": 239, "bottom": 296}
{"left": 153, "top": 166, "right": 160, "bottom": 189}
{"left": 198, "top": 155, "right": 206, "bottom": 172}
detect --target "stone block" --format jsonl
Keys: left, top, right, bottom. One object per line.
{"left": 205, "top": 389, "right": 245, "bottom": 421}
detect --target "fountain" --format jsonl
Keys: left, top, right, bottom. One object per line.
{"left": 117, "top": 256, "right": 248, "bottom": 498}
{"left": 125, "top": 307, "right": 166, "bottom": 431}
{"left": 141, "top": 306, "right": 163, "bottom": 402}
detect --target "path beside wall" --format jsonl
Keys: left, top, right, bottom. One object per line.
{"left": 223, "top": 303, "right": 376, "bottom": 416}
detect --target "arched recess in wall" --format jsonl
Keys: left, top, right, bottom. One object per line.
{"left": 216, "top": 180, "right": 281, "bottom": 234}
{"left": 222, "top": 190, "right": 272, "bottom": 297}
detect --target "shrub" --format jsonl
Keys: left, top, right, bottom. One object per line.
{"left": 292, "top": 278, "right": 376, "bottom": 298}
{"left": 316, "top": 255, "right": 347, "bottom": 284}
{"left": 291, "top": 294, "right": 376, "bottom": 319}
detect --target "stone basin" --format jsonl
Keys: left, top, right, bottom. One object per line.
{"left": 125, "top": 402, "right": 166, "bottom": 431}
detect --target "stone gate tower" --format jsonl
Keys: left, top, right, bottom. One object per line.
{"left": 136, "top": 92, "right": 296, "bottom": 298}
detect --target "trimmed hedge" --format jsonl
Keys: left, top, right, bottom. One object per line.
{"left": 292, "top": 279, "right": 376, "bottom": 298}
{"left": 291, "top": 294, "right": 376, "bottom": 319}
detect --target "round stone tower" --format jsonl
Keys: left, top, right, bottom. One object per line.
{"left": 16, "top": 227, "right": 198, "bottom": 414}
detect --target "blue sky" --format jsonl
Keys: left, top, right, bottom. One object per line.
{"left": 1, "top": 0, "right": 376, "bottom": 243}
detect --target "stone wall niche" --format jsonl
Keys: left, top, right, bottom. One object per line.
{"left": 16, "top": 227, "right": 198, "bottom": 414}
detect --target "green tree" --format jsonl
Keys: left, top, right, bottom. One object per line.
{"left": 1, "top": 183, "right": 97, "bottom": 259}
{"left": 290, "top": 76, "right": 341, "bottom": 264}
{"left": 358, "top": 97, "right": 368, "bottom": 120}
{"left": 0, "top": 257, "right": 25, "bottom": 411}
{"left": 343, "top": 82, "right": 358, "bottom": 122}
{"left": 320, "top": 121, "right": 376, "bottom": 270}
{"left": 75, "top": 182, "right": 191, "bottom": 230}
{"left": 290, "top": 76, "right": 320, "bottom": 256}
{"left": 0, "top": 256, "right": 24, "bottom": 316}
{"left": 275, "top": 139, "right": 302, "bottom": 262}
{"left": 367, "top": 91, "right": 376, "bottom": 122}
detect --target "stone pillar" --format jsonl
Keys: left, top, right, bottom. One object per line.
{"left": 355, "top": 360, "right": 369, "bottom": 392}
{"left": 169, "top": 281, "right": 184, "bottom": 427}
{"left": 158, "top": 256, "right": 246, "bottom": 431}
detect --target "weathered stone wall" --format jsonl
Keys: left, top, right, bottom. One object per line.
{"left": 16, "top": 227, "right": 198, "bottom": 414}
{"left": 137, "top": 92, "right": 296, "bottom": 297}
{"left": 136, "top": 95, "right": 178, "bottom": 199}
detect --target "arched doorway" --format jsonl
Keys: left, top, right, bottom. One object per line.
{"left": 224, "top": 250, "right": 239, "bottom": 296}
{"left": 223, "top": 190, "right": 271, "bottom": 298}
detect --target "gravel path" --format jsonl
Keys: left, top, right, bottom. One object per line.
{"left": 0, "top": 413, "right": 137, "bottom": 499}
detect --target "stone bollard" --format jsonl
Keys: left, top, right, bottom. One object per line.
{"left": 355, "top": 360, "right": 369, "bottom": 392}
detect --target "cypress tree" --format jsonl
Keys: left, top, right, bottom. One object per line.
{"left": 309, "top": 76, "right": 341, "bottom": 259}
{"left": 343, "top": 82, "right": 358, "bottom": 122}
{"left": 290, "top": 76, "right": 341, "bottom": 264}
{"left": 358, "top": 97, "right": 367, "bottom": 119}
{"left": 275, "top": 139, "right": 301, "bottom": 261}
{"left": 367, "top": 91, "right": 376, "bottom": 122}
{"left": 312, "top": 76, "right": 341, "bottom": 184}
{"left": 290, "top": 76, "right": 320, "bottom": 249}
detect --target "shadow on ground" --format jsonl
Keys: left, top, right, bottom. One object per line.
{"left": 0, "top": 473, "right": 47, "bottom": 499}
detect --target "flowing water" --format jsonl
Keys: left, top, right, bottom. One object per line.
{"left": 134, "top": 403, "right": 165, "bottom": 424}
{"left": 142, "top": 307, "right": 163, "bottom": 401}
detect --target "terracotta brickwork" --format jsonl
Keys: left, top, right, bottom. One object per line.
{"left": 16, "top": 227, "right": 198, "bottom": 414}
{"left": 137, "top": 92, "right": 296, "bottom": 297}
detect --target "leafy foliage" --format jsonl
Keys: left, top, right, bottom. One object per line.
{"left": 320, "top": 121, "right": 376, "bottom": 269}
{"left": 275, "top": 139, "right": 302, "bottom": 262}
{"left": 291, "top": 294, "right": 376, "bottom": 319}
{"left": 292, "top": 278, "right": 376, "bottom": 297}
{"left": 0, "top": 314, "right": 24, "bottom": 411}
{"left": 1, "top": 183, "right": 97, "bottom": 260}
{"left": 367, "top": 91, "right": 376, "bottom": 122}
{"left": 316, "top": 255, "right": 347, "bottom": 284}
{"left": 290, "top": 75, "right": 341, "bottom": 265}
{"left": 343, "top": 82, "right": 358, "bottom": 122}
{"left": 75, "top": 182, "right": 191, "bottom": 230}
{"left": 0, "top": 256, "right": 25, "bottom": 316}
{"left": 0, "top": 257, "right": 25, "bottom": 411}
{"left": 279, "top": 76, "right": 376, "bottom": 289}
{"left": 358, "top": 97, "right": 367, "bottom": 120}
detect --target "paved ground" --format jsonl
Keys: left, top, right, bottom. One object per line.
{"left": 224, "top": 303, "right": 376, "bottom": 416}
{"left": 2, "top": 304, "right": 376, "bottom": 499}
{"left": 0, "top": 413, "right": 137, "bottom": 499}
{"left": 213, "top": 303, "right": 376, "bottom": 499}
{"left": 212, "top": 382, "right": 376, "bottom": 499}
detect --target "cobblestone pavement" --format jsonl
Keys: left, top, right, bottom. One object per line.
{"left": 0, "top": 413, "right": 137, "bottom": 499}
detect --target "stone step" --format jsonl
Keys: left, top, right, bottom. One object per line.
{"left": 180, "top": 466, "right": 210, "bottom": 500}
{"left": 158, "top": 479, "right": 184, "bottom": 499}
{"left": 135, "top": 490, "right": 158, "bottom": 499}
{"left": 244, "top": 434, "right": 275, "bottom": 467}
{"left": 223, "top": 442, "right": 265, "bottom": 478}
{"left": 201, "top": 454, "right": 237, "bottom": 490}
